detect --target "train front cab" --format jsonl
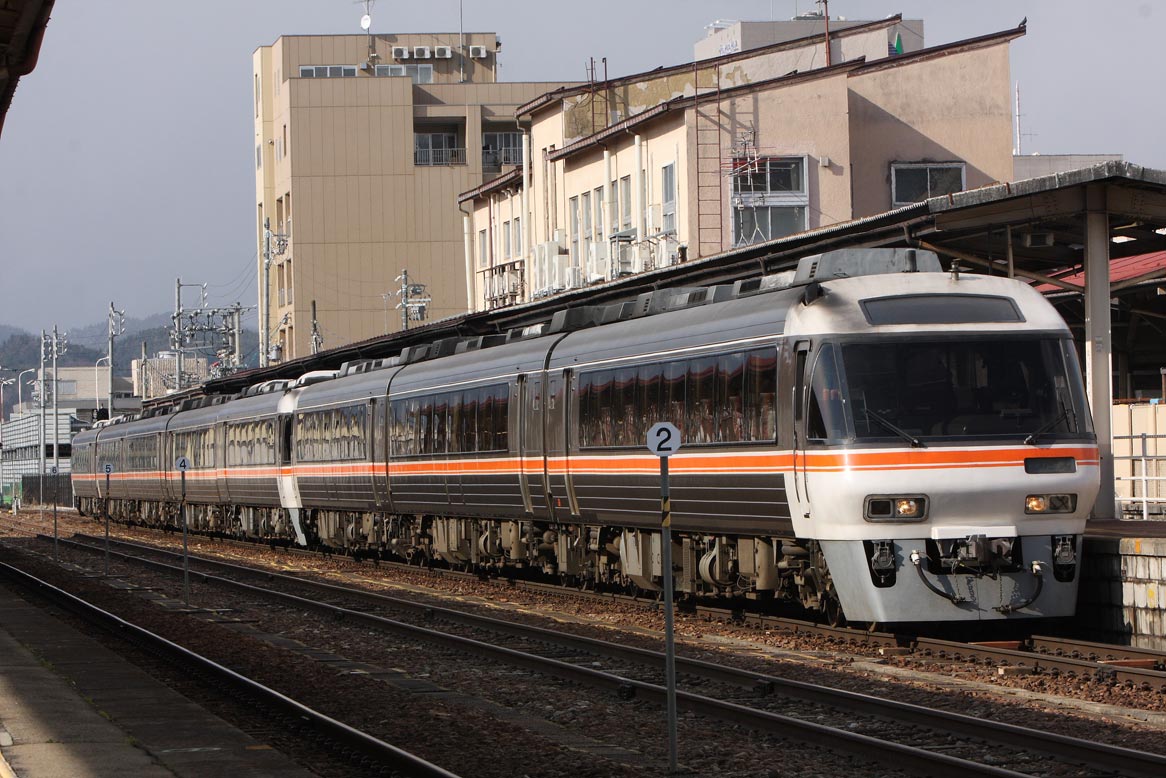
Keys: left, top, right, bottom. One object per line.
{"left": 788, "top": 274, "right": 1101, "bottom": 624}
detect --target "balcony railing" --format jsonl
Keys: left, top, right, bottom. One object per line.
{"left": 483, "top": 147, "right": 522, "bottom": 168}
{"left": 415, "top": 148, "right": 466, "bottom": 166}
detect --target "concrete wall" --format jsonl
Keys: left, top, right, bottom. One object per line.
{"left": 1080, "top": 537, "right": 1166, "bottom": 650}
{"left": 694, "top": 19, "right": 924, "bottom": 61}
{"left": 847, "top": 43, "right": 1015, "bottom": 217}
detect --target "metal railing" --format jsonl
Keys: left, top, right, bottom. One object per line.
{"left": 482, "top": 147, "right": 522, "bottom": 168}
{"left": 414, "top": 147, "right": 466, "bottom": 166}
{"left": 1114, "top": 432, "right": 1166, "bottom": 520}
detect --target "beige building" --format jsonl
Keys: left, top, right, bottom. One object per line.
{"left": 460, "top": 18, "right": 1021, "bottom": 310}
{"left": 252, "top": 32, "right": 576, "bottom": 360}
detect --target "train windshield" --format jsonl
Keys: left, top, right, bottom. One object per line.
{"left": 816, "top": 337, "right": 1093, "bottom": 443}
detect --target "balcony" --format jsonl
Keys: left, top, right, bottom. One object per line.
{"left": 414, "top": 147, "right": 466, "bottom": 166}
{"left": 482, "top": 146, "right": 522, "bottom": 170}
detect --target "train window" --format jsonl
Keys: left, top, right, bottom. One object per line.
{"left": 493, "top": 384, "right": 509, "bottom": 450}
{"left": 640, "top": 363, "right": 663, "bottom": 435}
{"left": 807, "top": 344, "right": 847, "bottom": 441}
{"left": 717, "top": 353, "right": 745, "bottom": 443}
{"left": 744, "top": 350, "right": 777, "bottom": 441}
{"left": 454, "top": 387, "right": 473, "bottom": 450}
{"left": 614, "top": 367, "right": 637, "bottom": 446}
{"left": 688, "top": 358, "right": 717, "bottom": 444}
{"left": 448, "top": 394, "right": 464, "bottom": 453}
{"left": 861, "top": 294, "right": 1023, "bottom": 325}
{"left": 664, "top": 361, "right": 686, "bottom": 435}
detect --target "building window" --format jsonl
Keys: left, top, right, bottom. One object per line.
{"left": 414, "top": 133, "right": 463, "bottom": 165}
{"left": 619, "top": 176, "right": 632, "bottom": 230}
{"left": 513, "top": 217, "right": 521, "bottom": 257}
{"left": 298, "top": 65, "right": 358, "bottom": 78}
{"left": 593, "top": 187, "right": 604, "bottom": 242}
{"left": 483, "top": 132, "right": 522, "bottom": 167}
{"left": 581, "top": 191, "right": 592, "bottom": 257}
{"left": 375, "top": 64, "right": 407, "bottom": 77}
{"left": 891, "top": 162, "right": 966, "bottom": 207}
{"left": 404, "top": 64, "right": 433, "bottom": 84}
{"left": 731, "top": 156, "right": 808, "bottom": 246}
{"left": 569, "top": 196, "right": 580, "bottom": 262}
{"left": 478, "top": 229, "right": 488, "bottom": 267}
{"left": 502, "top": 220, "right": 512, "bottom": 259}
{"left": 661, "top": 163, "right": 677, "bottom": 235}
{"left": 256, "top": 145, "right": 262, "bottom": 170}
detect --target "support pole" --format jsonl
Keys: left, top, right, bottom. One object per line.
{"left": 181, "top": 468, "right": 190, "bottom": 605}
{"left": 659, "top": 455, "right": 678, "bottom": 774}
{"left": 1084, "top": 185, "right": 1115, "bottom": 518}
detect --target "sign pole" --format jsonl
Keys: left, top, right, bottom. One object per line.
{"left": 51, "top": 465, "right": 58, "bottom": 561}
{"left": 104, "top": 465, "right": 112, "bottom": 576}
{"left": 660, "top": 453, "right": 678, "bottom": 774}
{"left": 175, "top": 456, "right": 190, "bottom": 606}
{"left": 646, "top": 421, "right": 681, "bottom": 775}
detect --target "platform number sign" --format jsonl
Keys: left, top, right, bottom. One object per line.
{"left": 175, "top": 456, "right": 190, "bottom": 472}
{"left": 103, "top": 463, "right": 114, "bottom": 476}
{"left": 646, "top": 422, "right": 681, "bottom": 457}
{"left": 50, "top": 465, "right": 58, "bottom": 475}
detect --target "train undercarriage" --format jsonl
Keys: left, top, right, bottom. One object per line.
{"left": 78, "top": 496, "right": 844, "bottom": 623}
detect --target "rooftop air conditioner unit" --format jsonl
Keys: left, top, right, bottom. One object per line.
{"left": 434, "top": 45, "right": 453, "bottom": 59}
{"left": 392, "top": 46, "right": 410, "bottom": 59}
{"left": 413, "top": 46, "right": 432, "bottom": 59}
{"left": 468, "top": 45, "right": 488, "bottom": 59}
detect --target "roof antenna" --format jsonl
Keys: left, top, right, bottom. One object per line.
{"left": 360, "top": 0, "right": 378, "bottom": 66}
{"left": 950, "top": 258, "right": 962, "bottom": 281}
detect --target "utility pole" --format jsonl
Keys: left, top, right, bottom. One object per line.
{"left": 261, "top": 217, "right": 289, "bottom": 368}
{"left": 38, "top": 330, "right": 45, "bottom": 505}
{"left": 171, "top": 276, "right": 208, "bottom": 391}
{"left": 310, "top": 300, "right": 323, "bottom": 354}
{"left": 108, "top": 302, "right": 125, "bottom": 417}
{"left": 395, "top": 269, "right": 432, "bottom": 332}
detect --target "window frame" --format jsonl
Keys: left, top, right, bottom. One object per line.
{"left": 890, "top": 162, "right": 967, "bottom": 208}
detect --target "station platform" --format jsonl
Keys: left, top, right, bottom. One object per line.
{"left": 1080, "top": 519, "right": 1166, "bottom": 650}
{"left": 0, "top": 580, "right": 315, "bottom": 778}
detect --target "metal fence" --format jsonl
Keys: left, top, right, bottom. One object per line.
{"left": 1114, "top": 431, "right": 1166, "bottom": 520}
{"left": 414, "top": 148, "right": 466, "bottom": 166}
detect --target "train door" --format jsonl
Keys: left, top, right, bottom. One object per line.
{"left": 516, "top": 375, "right": 533, "bottom": 515}
{"left": 370, "top": 398, "right": 391, "bottom": 512}
{"left": 545, "top": 369, "right": 579, "bottom": 519}
{"left": 791, "top": 341, "right": 811, "bottom": 508}
{"left": 524, "top": 373, "right": 550, "bottom": 518}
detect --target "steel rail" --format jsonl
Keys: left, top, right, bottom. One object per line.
{"left": 0, "top": 559, "right": 462, "bottom": 778}
{"left": 63, "top": 533, "right": 1166, "bottom": 778}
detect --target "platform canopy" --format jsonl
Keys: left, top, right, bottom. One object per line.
{"left": 0, "top": 0, "right": 54, "bottom": 139}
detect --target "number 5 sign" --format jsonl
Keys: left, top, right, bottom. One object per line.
{"left": 646, "top": 422, "right": 681, "bottom": 457}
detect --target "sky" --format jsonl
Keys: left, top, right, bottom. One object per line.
{"left": 0, "top": 0, "right": 1161, "bottom": 335}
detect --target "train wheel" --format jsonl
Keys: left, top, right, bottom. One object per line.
{"left": 822, "top": 590, "right": 845, "bottom": 627}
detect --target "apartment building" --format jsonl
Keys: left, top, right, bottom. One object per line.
{"left": 459, "top": 17, "right": 1020, "bottom": 311}
{"left": 252, "top": 32, "right": 577, "bottom": 359}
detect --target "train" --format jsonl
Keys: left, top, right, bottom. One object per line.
{"left": 71, "top": 248, "right": 1100, "bottom": 625}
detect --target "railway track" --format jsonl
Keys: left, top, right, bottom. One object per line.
{"left": 8, "top": 514, "right": 1166, "bottom": 683}
{"left": 50, "top": 531, "right": 1166, "bottom": 778}
{"left": 0, "top": 556, "right": 461, "bottom": 778}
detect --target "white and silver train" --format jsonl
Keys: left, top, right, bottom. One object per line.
{"left": 73, "top": 249, "right": 1100, "bottom": 625}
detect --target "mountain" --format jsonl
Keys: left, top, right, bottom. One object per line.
{"left": 66, "top": 312, "right": 175, "bottom": 352}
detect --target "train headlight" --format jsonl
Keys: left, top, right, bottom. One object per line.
{"left": 1025, "top": 493, "right": 1077, "bottom": 514}
{"left": 865, "top": 495, "right": 928, "bottom": 522}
